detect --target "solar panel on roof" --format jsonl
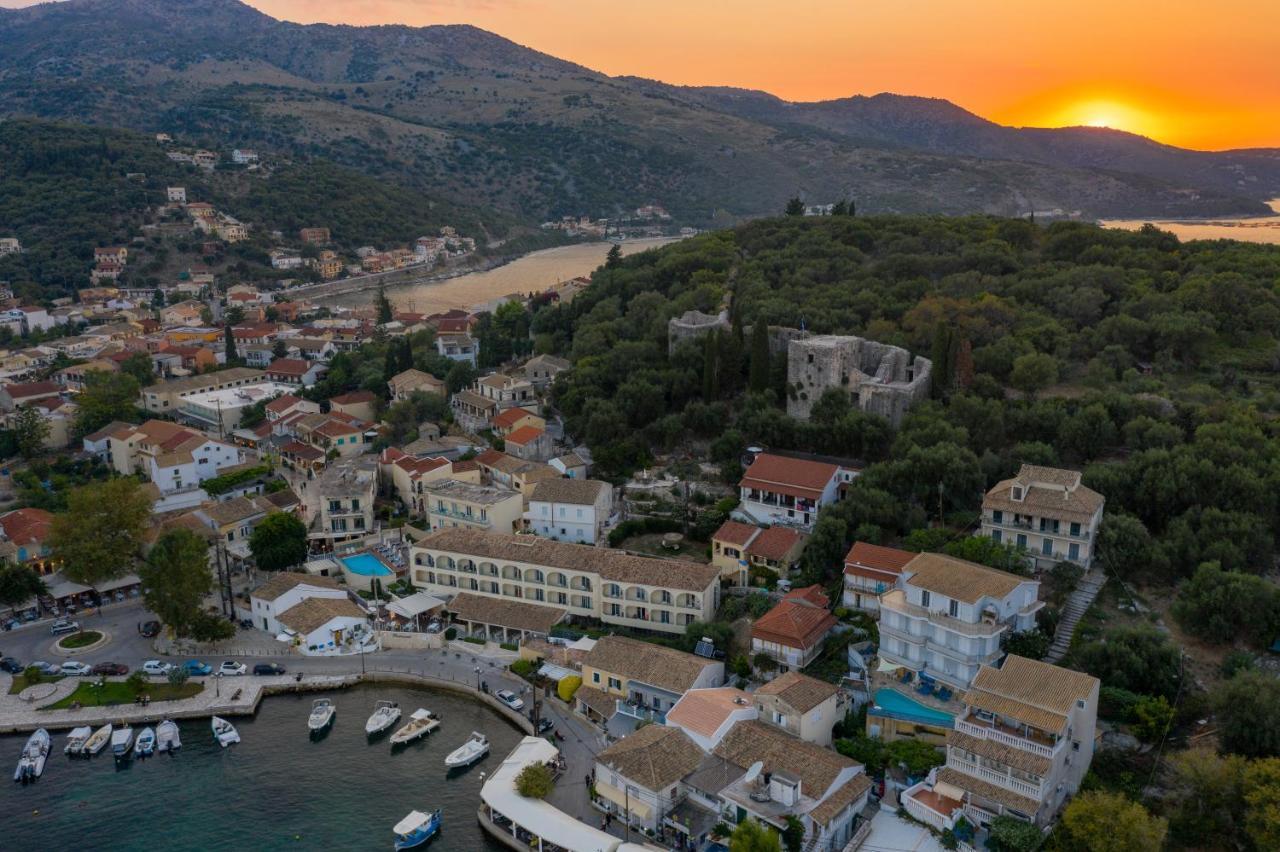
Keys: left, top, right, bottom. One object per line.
{"left": 693, "top": 639, "right": 716, "bottom": 659}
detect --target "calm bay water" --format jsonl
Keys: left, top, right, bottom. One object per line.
{"left": 1102, "top": 198, "right": 1280, "bottom": 244}
{"left": 0, "top": 685, "right": 521, "bottom": 851}
{"left": 324, "top": 238, "right": 677, "bottom": 312}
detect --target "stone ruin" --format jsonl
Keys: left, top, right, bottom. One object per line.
{"left": 667, "top": 309, "right": 730, "bottom": 355}
{"left": 786, "top": 334, "right": 932, "bottom": 427}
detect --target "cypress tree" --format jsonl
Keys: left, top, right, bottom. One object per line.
{"left": 702, "top": 331, "right": 720, "bottom": 401}
{"left": 224, "top": 324, "right": 238, "bottom": 363}
{"left": 375, "top": 285, "right": 393, "bottom": 324}
{"left": 749, "top": 321, "right": 770, "bottom": 392}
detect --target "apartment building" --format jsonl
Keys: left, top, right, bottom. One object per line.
{"left": 902, "top": 655, "right": 1099, "bottom": 829}
{"left": 842, "top": 541, "right": 914, "bottom": 613}
{"left": 410, "top": 528, "right": 721, "bottom": 636}
{"left": 877, "top": 553, "right": 1043, "bottom": 690}
{"left": 141, "top": 367, "right": 267, "bottom": 415}
{"left": 423, "top": 479, "right": 524, "bottom": 534}
{"left": 750, "top": 585, "right": 838, "bottom": 671}
{"left": 525, "top": 479, "right": 613, "bottom": 544}
{"left": 314, "top": 457, "right": 378, "bottom": 547}
{"left": 737, "top": 452, "right": 858, "bottom": 530}
{"left": 980, "top": 464, "right": 1104, "bottom": 569}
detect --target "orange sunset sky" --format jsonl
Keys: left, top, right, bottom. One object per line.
{"left": 7, "top": 0, "right": 1279, "bottom": 149}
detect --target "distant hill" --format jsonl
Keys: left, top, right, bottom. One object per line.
{"left": 1, "top": 0, "right": 1278, "bottom": 223}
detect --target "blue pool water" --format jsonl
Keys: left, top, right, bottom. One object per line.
{"left": 341, "top": 553, "right": 393, "bottom": 577}
{"left": 871, "top": 688, "right": 956, "bottom": 726}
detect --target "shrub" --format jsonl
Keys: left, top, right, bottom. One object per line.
{"left": 166, "top": 666, "right": 189, "bottom": 686}
{"left": 1098, "top": 686, "right": 1143, "bottom": 722}
{"left": 510, "top": 659, "right": 535, "bottom": 677}
{"left": 515, "top": 763, "right": 553, "bottom": 798}
{"left": 500, "top": 642, "right": 518, "bottom": 652}
{"left": 730, "top": 654, "right": 752, "bottom": 679}
{"left": 754, "top": 652, "right": 778, "bottom": 672}
{"left": 558, "top": 675, "right": 582, "bottom": 702}
{"left": 444, "top": 627, "right": 457, "bottom": 640}
{"left": 462, "top": 635, "right": 487, "bottom": 645}
{"left": 126, "top": 670, "right": 148, "bottom": 696}
{"left": 1133, "top": 695, "right": 1175, "bottom": 743}
{"left": 1076, "top": 626, "right": 1181, "bottom": 699}
{"left": 1003, "top": 630, "right": 1050, "bottom": 660}
{"left": 987, "top": 815, "right": 1043, "bottom": 852}
{"left": 745, "top": 592, "right": 773, "bottom": 618}
{"left": 190, "top": 612, "right": 234, "bottom": 642}
{"left": 1221, "top": 650, "right": 1256, "bottom": 679}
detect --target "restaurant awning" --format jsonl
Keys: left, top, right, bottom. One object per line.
{"left": 595, "top": 780, "right": 654, "bottom": 820}
{"left": 387, "top": 592, "right": 446, "bottom": 620}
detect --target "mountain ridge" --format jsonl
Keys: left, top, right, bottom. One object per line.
{"left": 2, "top": 0, "right": 1276, "bottom": 222}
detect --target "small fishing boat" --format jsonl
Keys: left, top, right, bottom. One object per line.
{"left": 135, "top": 727, "right": 156, "bottom": 758}
{"left": 444, "top": 732, "right": 489, "bottom": 769}
{"left": 365, "top": 700, "right": 401, "bottom": 736}
{"left": 308, "top": 698, "right": 336, "bottom": 734}
{"left": 13, "top": 729, "right": 50, "bottom": 783}
{"left": 390, "top": 709, "right": 440, "bottom": 746}
{"left": 212, "top": 716, "right": 239, "bottom": 748}
{"left": 393, "top": 808, "right": 442, "bottom": 850}
{"left": 64, "top": 726, "right": 93, "bottom": 756}
{"left": 156, "top": 720, "right": 181, "bottom": 753}
{"left": 111, "top": 725, "right": 134, "bottom": 761}
{"left": 84, "top": 724, "right": 112, "bottom": 756}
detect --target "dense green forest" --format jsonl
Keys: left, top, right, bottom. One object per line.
{"left": 0, "top": 120, "right": 516, "bottom": 301}
{"left": 535, "top": 215, "right": 1280, "bottom": 588}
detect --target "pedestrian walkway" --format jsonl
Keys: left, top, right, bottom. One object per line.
{"left": 1046, "top": 569, "right": 1106, "bottom": 663}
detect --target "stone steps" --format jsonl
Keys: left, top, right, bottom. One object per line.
{"left": 1046, "top": 570, "right": 1106, "bottom": 664}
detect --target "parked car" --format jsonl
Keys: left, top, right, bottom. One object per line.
{"left": 496, "top": 689, "right": 525, "bottom": 711}
{"left": 139, "top": 621, "right": 161, "bottom": 638}
{"left": 141, "top": 660, "right": 173, "bottom": 677}
{"left": 0, "top": 657, "right": 24, "bottom": 674}
{"left": 2, "top": 618, "right": 18, "bottom": 631}
{"left": 535, "top": 716, "right": 554, "bottom": 734}
{"left": 425, "top": 619, "right": 443, "bottom": 634}
{"left": 29, "top": 661, "right": 61, "bottom": 676}
{"left": 218, "top": 661, "right": 247, "bottom": 676}
{"left": 183, "top": 660, "right": 213, "bottom": 676}
{"left": 60, "top": 661, "right": 93, "bottom": 676}
{"left": 50, "top": 620, "right": 80, "bottom": 636}
{"left": 91, "top": 662, "right": 129, "bottom": 676}
{"left": 238, "top": 618, "right": 253, "bottom": 630}
{"left": 253, "top": 663, "right": 286, "bottom": 676}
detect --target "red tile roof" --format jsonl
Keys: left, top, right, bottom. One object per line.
{"left": 265, "top": 394, "right": 304, "bottom": 414}
{"left": 740, "top": 453, "right": 838, "bottom": 501}
{"left": 330, "top": 390, "right": 376, "bottom": 406}
{"left": 492, "top": 407, "right": 536, "bottom": 430}
{"left": 505, "top": 425, "right": 544, "bottom": 446}
{"left": 267, "top": 358, "right": 310, "bottom": 377}
{"left": 282, "top": 440, "right": 324, "bottom": 461}
{"left": 747, "top": 527, "right": 807, "bottom": 562}
{"left": 0, "top": 508, "right": 54, "bottom": 546}
{"left": 751, "top": 585, "right": 837, "bottom": 651}
{"left": 3, "top": 381, "right": 62, "bottom": 399}
{"left": 713, "top": 520, "right": 760, "bottom": 547}
{"left": 843, "top": 542, "right": 915, "bottom": 582}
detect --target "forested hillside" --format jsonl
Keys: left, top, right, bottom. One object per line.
{"left": 540, "top": 215, "right": 1280, "bottom": 584}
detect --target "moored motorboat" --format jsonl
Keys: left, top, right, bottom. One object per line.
{"left": 64, "top": 726, "right": 92, "bottom": 756}
{"left": 156, "top": 720, "right": 181, "bottom": 753}
{"left": 393, "top": 808, "right": 442, "bottom": 850}
{"left": 443, "top": 732, "right": 489, "bottom": 769}
{"left": 135, "top": 727, "right": 156, "bottom": 758}
{"left": 111, "top": 725, "right": 134, "bottom": 761}
{"left": 389, "top": 709, "right": 439, "bottom": 746}
{"left": 365, "top": 700, "right": 401, "bottom": 736}
{"left": 308, "top": 698, "right": 336, "bottom": 734}
{"left": 84, "top": 724, "right": 112, "bottom": 756}
{"left": 13, "top": 729, "right": 50, "bottom": 783}
{"left": 212, "top": 716, "right": 240, "bottom": 748}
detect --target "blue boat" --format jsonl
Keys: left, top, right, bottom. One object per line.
{"left": 393, "top": 809, "right": 441, "bottom": 850}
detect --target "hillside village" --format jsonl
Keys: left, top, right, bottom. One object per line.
{"left": 0, "top": 213, "right": 1158, "bottom": 852}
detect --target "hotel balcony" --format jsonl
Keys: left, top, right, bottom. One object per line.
{"left": 880, "top": 590, "right": 1008, "bottom": 638}
{"left": 615, "top": 699, "right": 667, "bottom": 725}
{"left": 946, "top": 755, "right": 1047, "bottom": 801}
{"left": 955, "top": 713, "right": 1064, "bottom": 759}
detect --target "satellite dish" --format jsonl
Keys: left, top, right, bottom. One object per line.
{"left": 743, "top": 761, "right": 765, "bottom": 784}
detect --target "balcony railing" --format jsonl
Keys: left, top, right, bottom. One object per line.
{"left": 956, "top": 717, "right": 1061, "bottom": 759}
{"left": 987, "top": 517, "right": 1091, "bottom": 540}
{"left": 616, "top": 700, "right": 667, "bottom": 725}
{"left": 947, "top": 756, "right": 1045, "bottom": 800}
{"left": 880, "top": 592, "right": 1008, "bottom": 638}
{"left": 431, "top": 506, "right": 488, "bottom": 524}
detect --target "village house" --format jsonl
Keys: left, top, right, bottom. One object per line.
{"left": 980, "top": 464, "right": 1104, "bottom": 570}
{"left": 423, "top": 479, "right": 524, "bottom": 534}
{"left": 249, "top": 571, "right": 348, "bottom": 633}
{"left": 160, "top": 300, "right": 206, "bottom": 327}
{"left": 522, "top": 354, "right": 571, "bottom": 390}
{"left": 387, "top": 368, "right": 446, "bottom": 401}
{"left": 0, "top": 381, "right": 62, "bottom": 413}
{"left": 378, "top": 449, "right": 461, "bottom": 516}
{"left": 878, "top": 552, "right": 1043, "bottom": 690}
{"left": 435, "top": 332, "right": 479, "bottom": 365}
{"left": 737, "top": 452, "right": 858, "bottom": 530}
{"left": 299, "top": 227, "right": 330, "bottom": 245}
{"left": 314, "top": 456, "right": 378, "bottom": 548}
{"left": 842, "top": 541, "right": 915, "bottom": 613}
{"left": 753, "top": 671, "right": 842, "bottom": 747}
{"left": 592, "top": 725, "right": 705, "bottom": 834}
{"left": 710, "top": 521, "right": 809, "bottom": 586}
{"left": 451, "top": 388, "right": 498, "bottom": 434}
{"left": 490, "top": 406, "right": 544, "bottom": 438}
{"left": 266, "top": 357, "right": 326, "bottom": 388}
{"left": 475, "top": 450, "right": 560, "bottom": 503}
{"left": 577, "top": 635, "right": 724, "bottom": 734}
{"left": 411, "top": 528, "right": 722, "bottom": 636}
{"left": 174, "top": 380, "right": 298, "bottom": 435}
{"left": 901, "top": 655, "right": 1099, "bottom": 830}
{"left": 328, "top": 389, "right": 378, "bottom": 423}
{"left": 0, "top": 508, "right": 56, "bottom": 575}
{"left": 549, "top": 452, "right": 589, "bottom": 480}
{"left": 503, "top": 425, "right": 553, "bottom": 462}
{"left": 751, "top": 585, "right": 838, "bottom": 671}
{"left": 525, "top": 479, "right": 613, "bottom": 545}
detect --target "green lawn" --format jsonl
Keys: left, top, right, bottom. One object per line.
{"left": 7, "top": 673, "right": 64, "bottom": 695}
{"left": 58, "top": 630, "right": 103, "bottom": 649}
{"left": 42, "top": 681, "right": 203, "bottom": 710}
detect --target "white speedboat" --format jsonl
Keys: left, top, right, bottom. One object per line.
{"left": 156, "top": 720, "right": 181, "bottom": 753}
{"left": 111, "top": 725, "right": 134, "bottom": 760}
{"left": 64, "top": 726, "right": 93, "bottom": 756}
{"left": 394, "top": 809, "right": 442, "bottom": 850}
{"left": 365, "top": 700, "right": 401, "bottom": 736}
{"left": 389, "top": 709, "right": 439, "bottom": 746}
{"left": 212, "top": 716, "right": 240, "bottom": 748}
{"left": 84, "top": 724, "right": 112, "bottom": 756}
{"left": 136, "top": 727, "right": 156, "bottom": 758}
{"left": 308, "top": 698, "right": 336, "bottom": 734}
{"left": 444, "top": 731, "right": 489, "bottom": 768}
{"left": 13, "top": 729, "right": 50, "bottom": 783}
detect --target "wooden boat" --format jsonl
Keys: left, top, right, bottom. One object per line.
{"left": 63, "top": 726, "right": 92, "bottom": 756}
{"left": 156, "top": 720, "right": 181, "bottom": 753}
{"left": 212, "top": 716, "right": 240, "bottom": 748}
{"left": 444, "top": 732, "right": 488, "bottom": 768}
{"left": 389, "top": 709, "right": 439, "bottom": 746}
{"left": 365, "top": 700, "right": 401, "bottom": 736}
{"left": 13, "top": 729, "right": 50, "bottom": 783}
{"left": 84, "top": 724, "right": 112, "bottom": 756}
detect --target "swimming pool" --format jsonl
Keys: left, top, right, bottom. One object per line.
{"left": 870, "top": 688, "right": 956, "bottom": 727}
{"left": 340, "top": 553, "right": 394, "bottom": 577}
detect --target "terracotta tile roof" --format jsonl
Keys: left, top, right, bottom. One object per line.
{"left": 503, "top": 425, "right": 544, "bottom": 446}
{"left": 314, "top": 419, "right": 361, "bottom": 438}
{"left": 252, "top": 571, "right": 341, "bottom": 602}
{"left": 983, "top": 463, "right": 1103, "bottom": 523}
{"left": 936, "top": 766, "right": 1040, "bottom": 816}
{"left": 267, "top": 358, "right": 311, "bottom": 376}
{"left": 596, "top": 725, "right": 704, "bottom": 791}
{"left": 330, "top": 390, "right": 376, "bottom": 406}
{"left": 277, "top": 596, "right": 367, "bottom": 635}
{"left": 265, "top": 394, "right": 304, "bottom": 413}
{"left": 417, "top": 528, "right": 722, "bottom": 592}
{"left": 574, "top": 685, "right": 616, "bottom": 719}
{"left": 666, "top": 687, "right": 754, "bottom": 740}
{"left": 947, "top": 730, "right": 1053, "bottom": 776}
{"left": 282, "top": 440, "right": 325, "bottom": 461}
{"left": 83, "top": 420, "right": 135, "bottom": 442}
{"left": 754, "top": 671, "right": 838, "bottom": 713}
{"left": 529, "top": 479, "right": 608, "bottom": 505}
{"left": 739, "top": 453, "right": 838, "bottom": 501}
{"left": 903, "top": 553, "right": 1030, "bottom": 604}
{"left": 446, "top": 591, "right": 566, "bottom": 634}
{"left": 809, "top": 773, "right": 871, "bottom": 827}
{"left": 492, "top": 407, "right": 537, "bottom": 429}
{"left": 452, "top": 389, "right": 496, "bottom": 410}
{"left": 584, "top": 636, "right": 717, "bottom": 694}
{"left": 0, "top": 508, "right": 53, "bottom": 546}
{"left": 3, "top": 381, "right": 61, "bottom": 399}
{"left": 843, "top": 542, "right": 914, "bottom": 582}
{"left": 713, "top": 520, "right": 760, "bottom": 547}
{"left": 751, "top": 585, "right": 837, "bottom": 650}
{"left": 963, "top": 655, "right": 1099, "bottom": 733}
{"left": 747, "top": 527, "right": 807, "bottom": 562}
{"left": 199, "top": 496, "right": 268, "bottom": 526}
{"left": 713, "top": 720, "right": 857, "bottom": 802}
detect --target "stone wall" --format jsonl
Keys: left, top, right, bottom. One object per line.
{"left": 667, "top": 309, "right": 730, "bottom": 355}
{"left": 786, "top": 334, "right": 931, "bottom": 427}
